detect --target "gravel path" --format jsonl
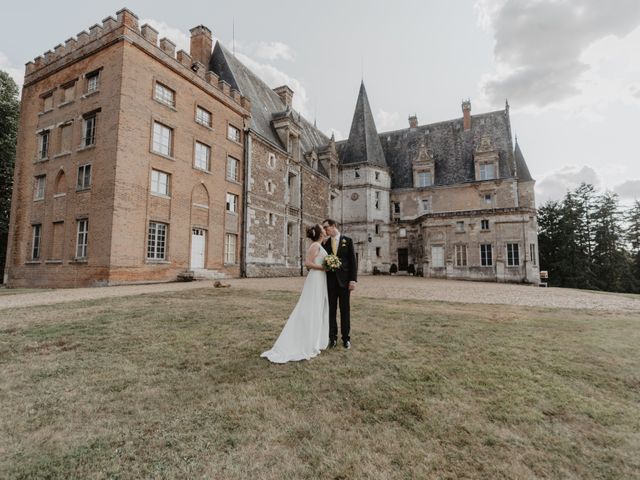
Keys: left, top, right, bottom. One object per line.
{"left": 1, "top": 276, "right": 639, "bottom": 313}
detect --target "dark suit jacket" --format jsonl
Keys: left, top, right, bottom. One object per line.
{"left": 323, "top": 235, "right": 358, "bottom": 288}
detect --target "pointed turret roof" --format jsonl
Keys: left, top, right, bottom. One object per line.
{"left": 514, "top": 140, "right": 534, "bottom": 182}
{"left": 341, "top": 82, "right": 387, "bottom": 167}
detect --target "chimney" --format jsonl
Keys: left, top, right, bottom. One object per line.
{"left": 462, "top": 99, "right": 471, "bottom": 131}
{"left": 189, "top": 25, "right": 213, "bottom": 66}
{"left": 273, "top": 85, "right": 294, "bottom": 108}
{"left": 408, "top": 114, "right": 418, "bottom": 129}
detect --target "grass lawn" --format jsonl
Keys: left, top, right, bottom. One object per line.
{"left": 0, "top": 287, "right": 638, "bottom": 479}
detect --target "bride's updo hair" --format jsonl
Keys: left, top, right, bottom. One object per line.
{"left": 306, "top": 224, "right": 323, "bottom": 242}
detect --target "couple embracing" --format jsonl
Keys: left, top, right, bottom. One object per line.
{"left": 261, "top": 219, "right": 357, "bottom": 364}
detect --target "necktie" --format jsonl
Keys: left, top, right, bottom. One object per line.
{"left": 332, "top": 237, "right": 337, "bottom": 255}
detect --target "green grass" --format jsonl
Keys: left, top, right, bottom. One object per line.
{"left": 0, "top": 288, "right": 639, "bottom": 479}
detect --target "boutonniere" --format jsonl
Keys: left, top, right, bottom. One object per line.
{"left": 341, "top": 239, "right": 347, "bottom": 246}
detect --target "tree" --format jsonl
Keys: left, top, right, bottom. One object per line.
{"left": 625, "top": 200, "right": 640, "bottom": 293}
{"left": 537, "top": 200, "right": 563, "bottom": 286}
{"left": 0, "top": 71, "right": 20, "bottom": 280}
{"left": 591, "top": 191, "right": 627, "bottom": 292}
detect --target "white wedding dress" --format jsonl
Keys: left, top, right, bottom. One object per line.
{"left": 261, "top": 247, "right": 329, "bottom": 363}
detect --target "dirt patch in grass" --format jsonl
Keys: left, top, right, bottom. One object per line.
{"left": 1, "top": 288, "right": 639, "bottom": 479}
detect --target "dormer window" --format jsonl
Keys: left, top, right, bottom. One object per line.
{"left": 417, "top": 171, "right": 432, "bottom": 187}
{"left": 479, "top": 163, "right": 496, "bottom": 180}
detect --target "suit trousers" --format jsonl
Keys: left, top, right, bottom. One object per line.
{"left": 327, "top": 273, "right": 350, "bottom": 342}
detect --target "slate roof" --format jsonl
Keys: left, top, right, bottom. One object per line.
{"left": 339, "top": 82, "right": 387, "bottom": 168}
{"left": 514, "top": 140, "right": 534, "bottom": 181}
{"left": 209, "top": 42, "right": 330, "bottom": 167}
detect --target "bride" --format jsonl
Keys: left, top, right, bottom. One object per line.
{"left": 261, "top": 224, "right": 329, "bottom": 363}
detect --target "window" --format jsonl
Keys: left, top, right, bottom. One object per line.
{"left": 375, "top": 191, "right": 380, "bottom": 209}
{"left": 59, "top": 123, "right": 72, "bottom": 153}
{"left": 269, "top": 213, "right": 275, "bottom": 226}
{"left": 481, "top": 219, "right": 489, "bottom": 231}
{"left": 31, "top": 224, "right": 42, "bottom": 259}
{"left": 354, "top": 168, "right": 360, "bottom": 179}
{"left": 227, "top": 124, "right": 241, "bottom": 142}
{"left": 455, "top": 244, "right": 468, "bottom": 267}
{"left": 151, "top": 169, "right": 170, "bottom": 196}
{"left": 393, "top": 202, "right": 400, "bottom": 214}
{"left": 76, "top": 219, "right": 88, "bottom": 259}
{"left": 43, "top": 93, "right": 54, "bottom": 112}
{"left": 196, "top": 106, "right": 212, "bottom": 127}
{"left": 421, "top": 199, "right": 430, "bottom": 212}
{"left": 480, "top": 244, "right": 493, "bottom": 266}
{"left": 507, "top": 243, "right": 520, "bottom": 266}
{"left": 375, "top": 171, "right": 380, "bottom": 181}
{"left": 77, "top": 164, "right": 91, "bottom": 190}
{"left": 399, "top": 228, "right": 407, "bottom": 238}
{"left": 484, "top": 194, "right": 493, "bottom": 205}
{"left": 86, "top": 70, "right": 100, "bottom": 93}
{"left": 34, "top": 175, "right": 46, "bottom": 200}
{"left": 287, "top": 223, "right": 293, "bottom": 236}
{"left": 431, "top": 246, "right": 444, "bottom": 268}
{"left": 147, "top": 222, "right": 167, "bottom": 260}
{"left": 154, "top": 82, "right": 175, "bottom": 107}
{"left": 62, "top": 83, "right": 75, "bottom": 104}
{"left": 268, "top": 153, "right": 276, "bottom": 168}
{"left": 227, "top": 156, "right": 239, "bottom": 182}
{"left": 417, "top": 171, "right": 432, "bottom": 187}
{"left": 456, "top": 221, "right": 465, "bottom": 233}
{"left": 375, "top": 224, "right": 380, "bottom": 234}
{"left": 226, "top": 193, "right": 238, "bottom": 213}
{"left": 152, "top": 122, "right": 172, "bottom": 156}
{"left": 194, "top": 141, "right": 210, "bottom": 171}
{"left": 530, "top": 243, "right": 537, "bottom": 266}
{"left": 479, "top": 163, "right": 496, "bottom": 180}
{"left": 38, "top": 130, "right": 49, "bottom": 160}
{"left": 267, "top": 180, "right": 274, "bottom": 194}
{"left": 225, "top": 233, "right": 237, "bottom": 264}
{"left": 82, "top": 114, "right": 96, "bottom": 147}
{"left": 376, "top": 247, "right": 381, "bottom": 257}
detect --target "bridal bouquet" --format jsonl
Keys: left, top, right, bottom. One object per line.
{"left": 324, "top": 254, "right": 342, "bottom": 272}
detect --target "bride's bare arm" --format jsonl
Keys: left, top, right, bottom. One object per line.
{"left": 304, "top": 243, "right": 324, "bottom": 271}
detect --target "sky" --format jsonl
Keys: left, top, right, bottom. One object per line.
{"left": 1, "top": 0, "right": 639, "bottom": 205}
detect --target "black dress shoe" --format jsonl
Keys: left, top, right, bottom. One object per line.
{"left": 328, "top": 340, "right": 337, "bottom": 348}
{"left": 343, "top": 340, "right": 351, "bottom": 349}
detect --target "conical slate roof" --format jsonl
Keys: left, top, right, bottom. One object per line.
{"left": 341, "top": 82, "right": 387, "bottom": 167}
{"left": 514, "top": 140, "right": 534, "bottom": 181}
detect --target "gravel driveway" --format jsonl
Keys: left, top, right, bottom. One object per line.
{"left": 1, "top": 275, "right": 639, "bottom": 313}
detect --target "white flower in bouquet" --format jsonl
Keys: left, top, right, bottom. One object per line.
{"left": 324, "top": 254, "right": 342, "bottom": 272}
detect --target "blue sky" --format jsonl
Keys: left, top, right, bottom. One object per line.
{"left": 2, "top": 0, "right": 639, "bottom": 204}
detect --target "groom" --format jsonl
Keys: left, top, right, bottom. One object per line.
{"left": 322, "top": 219, "right": 357, "bottom": 349}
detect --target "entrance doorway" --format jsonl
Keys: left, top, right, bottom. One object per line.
{"left": 397, "top": 248, "right": 409, "bottom": 271}
{"left": 190, "top": 228, "right": 206, "bottom": 269}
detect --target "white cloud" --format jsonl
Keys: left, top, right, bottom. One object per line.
{"left": 139, "top": 19, "right": 192, "bottom": 53}
{"left": 476, "top": 0, "right": 640, "bottom": 113}
{"left": 535, "top": 165, "right": 601, "bottom": 204}
{"left": 0, "top": 51, "right": 23, "bottom": 91}
{"left": 375, "top": 109, "right": 400, "bottom": 131}
{"left": 614, "top": 180, "right": 640, "bottom": 200}
{"left": 325, "top": 128, "right": 344, "bottom": 141}
{"left": 254, "top": 41, "right": 294, "bottom": 61}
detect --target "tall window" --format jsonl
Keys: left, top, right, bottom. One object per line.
{"left": 227, "top": 156, "right": 239, "bottom": 182}
{"left": 417, "top": 171, "right": 432, "bottom": 187}
{"left": 82, "top": 114, "right": 97, "bottom": 147}
{"left": 431, "top": 246, "right": 444, "bottom": 268}
{"left": 455, "top": 244, "right": 468, "bottom": 267}
{"left": 77, "top": 164, "right": 92, "bottom": 190}
{"left": 376, "top": 247, "right": 381, "bottom": 257}
{"left": 484, "top": 194, "right": 493, "bottom": 206}
{"left": 38, "top": 130, "right": 49, "bottom": 160}
{"left": 375, "top": 191, "right": 380, "bottom": 209}
{"left": 226, "top": 193, "right": 238, "bottom": 213}
{"left": 194, "top": 142, "right": 210, "bottom": 171}
{"left": 85, "top": 70, "right": 100, "bottom": 93}
{"left": 375, "top": 224, "right": 380, "bottom": 234}
{"left": 354, "top": 168, "right": 360, "bottom": 179}
{"left": 480, "top": 244, "right": 493, "bottom": 266}
{"left": 196, "top": 106, "right": 212, "bottom": 127}
{"left": 34, "top": 175, "right": 46, "bottom": 200}
{"left": 31, "top": 224, "right": 42, "bottom": 259}
{"left": 479, "top": 163, "right": 496, "bottom": 180}
{"left": 76, "top": 219, "right": 88, "bottom": 259}
{"left": 147, "top": 222, "right": 167, "bottom": 260}
{"left": 59, "top": 123, "right": 72, "bottom": 153}
{"left": 227, "top": 124, "right": 241, "bottom": 142}
{"left": 375, "top": 171, "right": 380, "bottom": 181}
{"left": 150, "top": 169, "right": 170, "bottom": 196}
{"left": 456, "top": 221, "right": 465, "bottom": 233}
{"left": 267, "top": 153, "right": 276, "bottom": 168}
{"left": 530, "top": 243, "right": 537, "bottom": 266}
{"left": 393, "top": 202, "right": 401, "bottom": 214}
{"left": 154, "top": 82, "right": 175, "bottom": 107}
{"left": 62, "top": 83, "right": 75, "bottom": 104}
{"left": 507, "top": 243, "right": 520, "bottom": 266}
{"left": 421, "top": 199, "right": 430, "bottom": 212}
{"left": 481, "top": 219, "right": 490, "bottom": 231}
{"left": 152, "top": 122, "right": 173, "bottom": 156}
{"left": 224, "top": 233, "right": 237, "bottom": 264}
{"left": 43, "top": 93, "right": 54, "bottom": 112}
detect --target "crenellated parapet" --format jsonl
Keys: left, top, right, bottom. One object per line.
{"left": 23, "top": 8, "right": 250, "bottom": 114}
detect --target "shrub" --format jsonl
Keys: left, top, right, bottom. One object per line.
{"left": 390, "top": 263, "right": 398, "bottom": 274}
{"left": 407, "top": 264, "right": 415, "bottom": 275}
